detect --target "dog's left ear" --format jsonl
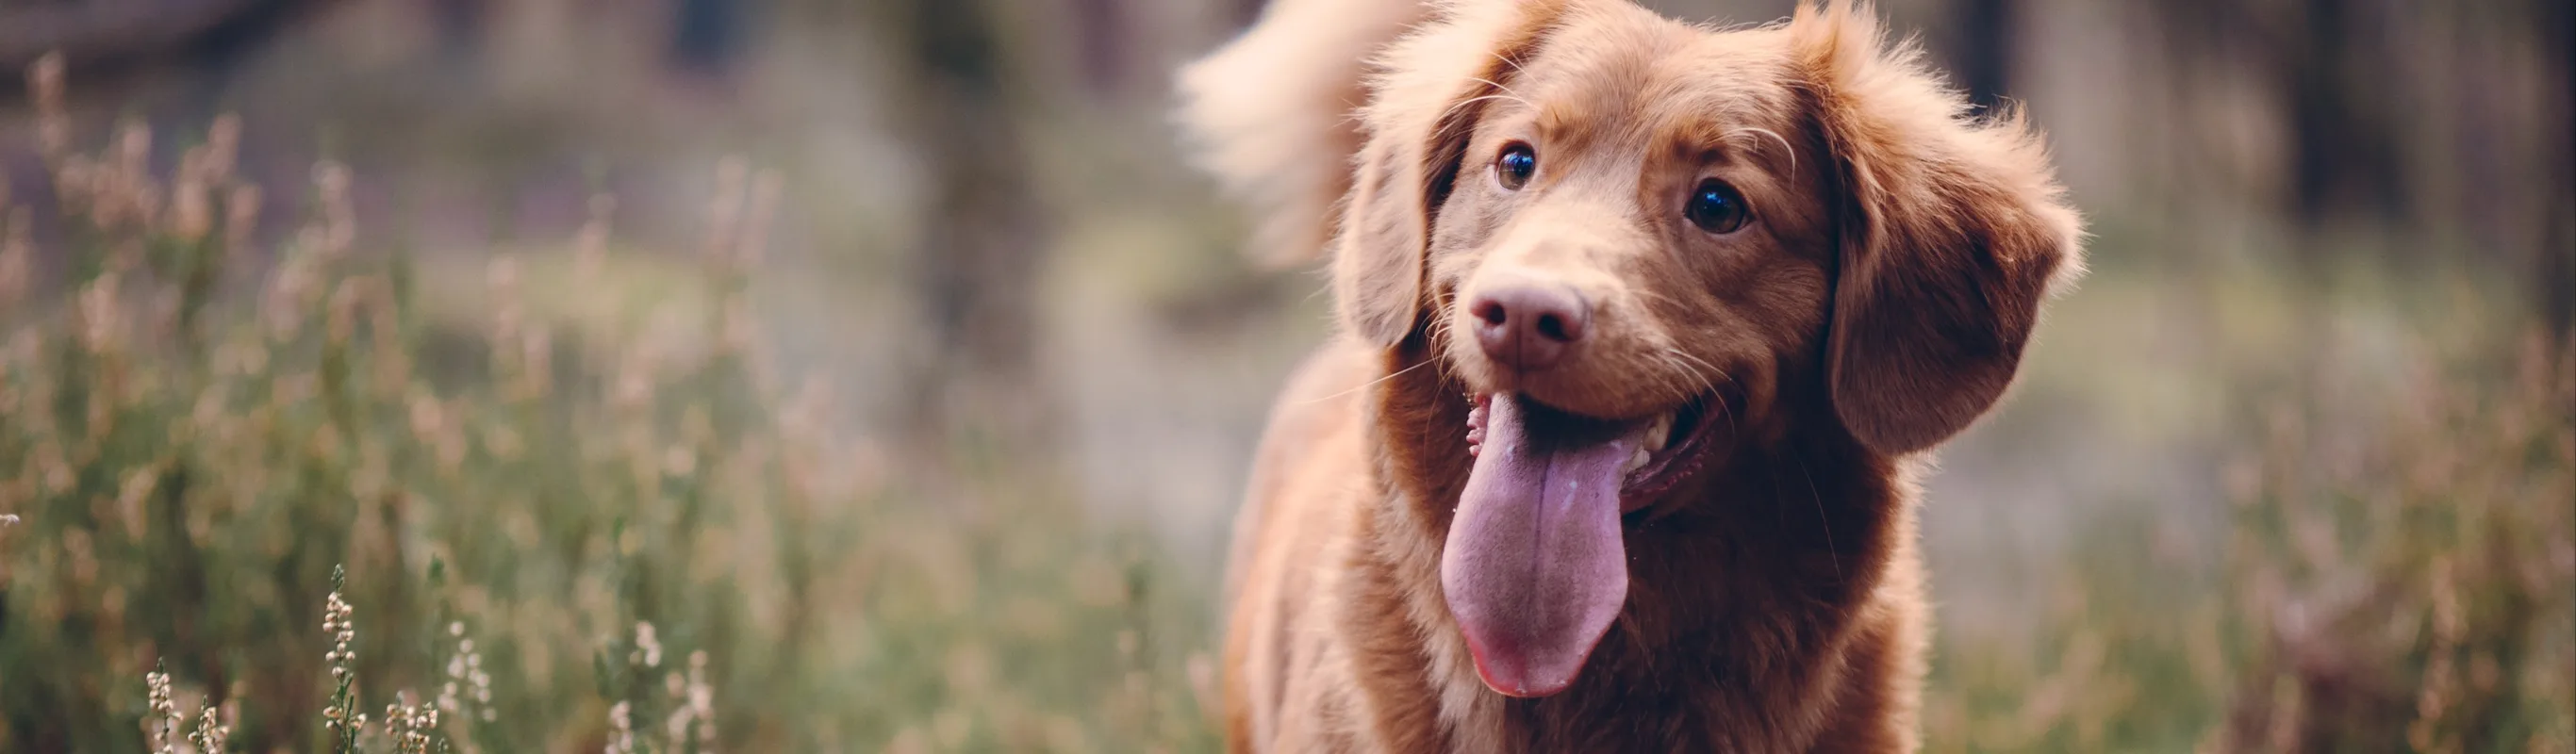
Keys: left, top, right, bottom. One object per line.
{"left": 1175, "top": 0, "right": 1430, "bottom": 267}
{"left": 1334, "top": 0, "right": 1570, "bottom": 348}
{"left": 1792, "top": 1, "right": 2087, "bottom": 456}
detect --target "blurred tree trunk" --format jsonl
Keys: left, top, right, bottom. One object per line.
{"left": 0, "top": 0, "right": 322, "bottom": 86}
{"left": 1949, "top": 0, "right": 2014, "bottom": 113}
{"left": 2539, "top": 0, "right": 2574, "bottom": 336}
{"left": 2283, "top": 0, "right": 2407, "bottom": 232}
{"left": 669, "top": 0, "right": 746, "bottom": 77}
{"left": 430, "top": 0, "right": 486, "bottom": 69}
{"left": 886, "top": 0, "right": 1053, "bottom": 459}
{"left": 2146, "top": 0, "right": 2407, "bottom": 248}
{"left": 2144, "top": 0, "right": 2572, "bottom": 342}
{"left": 1068, "top": 0, "right": 1131, "bottom": 96}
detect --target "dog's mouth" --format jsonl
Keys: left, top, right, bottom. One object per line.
{"left": 1463, "top": 392, "right": 1728, "bottom": 509}
{"left": 1443, "top": 391, "right": 1726, "bottom": 698}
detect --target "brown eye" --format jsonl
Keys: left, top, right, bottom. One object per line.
{"left": 1685, "top": 179, "right": 1749, "bottom": 234}
{"left": 1494, "top": 143, "right": 1537, "bottom": 190}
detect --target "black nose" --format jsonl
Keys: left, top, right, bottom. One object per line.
{"left": 1469, "top": 282, "right": 1589, "bottom": 371}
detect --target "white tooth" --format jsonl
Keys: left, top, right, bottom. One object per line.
{"left": 1643, "top": 413, "right": 1673, "bottom": 452}
{"left": 1624, "top": 447, "right": 1650, "bottom": 474}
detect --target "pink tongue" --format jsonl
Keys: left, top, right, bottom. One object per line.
{"left": 1442, "top": 394, "right": 1632, "bottom": 697}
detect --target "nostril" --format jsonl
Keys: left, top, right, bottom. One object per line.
{"left": 1467, "top": 281, "right": 1588, "bottom": 369}
{"left": 1533, "top": 313, "right": 1570, "bottom": 342}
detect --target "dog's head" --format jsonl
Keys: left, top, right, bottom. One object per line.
{"left": 1331, "top": 0, "right": 2083, "bottom": 697}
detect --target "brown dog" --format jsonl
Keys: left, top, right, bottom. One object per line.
{"left": 1180, "top": 1, "right": 2084, "bottom": 750}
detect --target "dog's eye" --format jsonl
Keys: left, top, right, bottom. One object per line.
{"left": 1494, "top": 143, "right": 1537, "bottom": 190}
{"left": 1685, "top": 179, "right": 1750, "bottom": 234}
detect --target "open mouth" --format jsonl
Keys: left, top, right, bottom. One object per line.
{"left": 1443, "top": 391, "right": 1726, "bottom": 698}
{"left": 1464, "top": 392, "right": 1726, "bottom": 510}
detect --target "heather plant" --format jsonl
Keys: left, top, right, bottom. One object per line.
{"left": 2202, "top": 333, "right": 2576, "bottom": 753}
{"left": 1924, "top": 325, "right": 2576, "bottom": 753}
{"left": 0, "top": 56, "right": 1215, "bottom": 752}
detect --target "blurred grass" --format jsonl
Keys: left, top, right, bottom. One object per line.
{"left": 0, "top": 91, "right": 1217, "bottom": 752}
{"left": 1924, "top": 283, "right": 2576, "bottom": 752}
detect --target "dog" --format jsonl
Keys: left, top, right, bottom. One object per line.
{"left": 1179, "top": 1, "right": 2084, "bottom": 750}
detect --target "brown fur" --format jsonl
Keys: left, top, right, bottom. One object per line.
{"left": 1175, "top": 0, "right": 1431, "bottom": 266}
{"left": 1182, "top": 2, "right": 2085, "bottom": 751}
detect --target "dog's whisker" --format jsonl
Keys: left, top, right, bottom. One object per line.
{"left": 1620, "top": 288, "right": 1704, "bottom": 323}
{"left": 1435, "top": 94, "right": 1533, "bottom": 126}
{"left": 1660, "top": 348, "right": 1743, "bottom": 441}
{"left": 1662, "top": 348, "right": 1728, "bottom": 399}
{"left": 1664, "top": 346, "right": 1727, "bottom": 386}
{"left": 1652, "top": 352, "right": 1709, "bottom": 404}
{"left": 1428, "top": 321, "right": 1467, "bottom": 391}
{"left": 1712, "top": 386, "right": 1742, "bottom": 437}
{"left": 1293, "top": 358, "right": 1436, "bottom": 406}
{"left": 1724, "top": 127, "right": 1799, "bottom": 176}
{"left": 1788, "top": 452, "right": 1845, "bottom": 586}
{"left": 1468, "top": 76, "right": 1528, "bottom": 101}
{"left": 1646, "top": 352, "right": 1712, "bottom": 428}
{"left": 1705, "top": 378, "right": 1743, "bottom": 438}
{"left": 1425, "top": 313, "right": 1454, "bottom": 353}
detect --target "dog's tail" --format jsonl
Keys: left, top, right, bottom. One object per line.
{"left": 1175, "top": 0, "right": 1431, "bottom": 268}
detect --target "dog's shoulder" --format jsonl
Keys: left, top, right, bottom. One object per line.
{"left": 1225, "top": 338, "right": 1384, "bottom": 751}
{"left": 1251, "top": 339, "right": 1379, "bottom": 491}
{"left": 1232, "top": 338, "right": 1379, "bottom": 588}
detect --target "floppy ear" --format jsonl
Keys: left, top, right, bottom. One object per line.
{"left": 1334, "top": 0, "right": 1570, "bottom": 348}
{"left": 1174, "top": 0, "right": 1429, "bottom": 267}
{"left": 1792, "top": 1, "right": 2087, "bottom": 455}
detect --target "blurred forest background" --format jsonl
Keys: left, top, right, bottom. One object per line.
{"left": 0, "top": 0, "right": 2568, "bottom": 751}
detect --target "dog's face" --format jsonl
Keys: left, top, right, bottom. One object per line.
{"left": 1332, "top": 1, "right": 2083, "bottom": 697}
{"left": 1426, "top": 8, "right": 1839, "bottom": 482}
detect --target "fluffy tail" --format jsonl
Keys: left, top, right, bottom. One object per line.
{"left": 1174, "top": 0, "right": 1431, "bottom": 267}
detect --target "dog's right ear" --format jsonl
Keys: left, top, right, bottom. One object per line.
{"left": 1335, "top": 0, "right": 1570, "bottom": 348}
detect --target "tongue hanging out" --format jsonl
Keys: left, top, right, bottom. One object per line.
{"left": 1444, "top": 394, "right": 1640, "bottom": 697}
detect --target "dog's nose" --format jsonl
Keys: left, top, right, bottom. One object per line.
{"left": 1470, "top": 281, "right": 1589, "bottom": 371}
